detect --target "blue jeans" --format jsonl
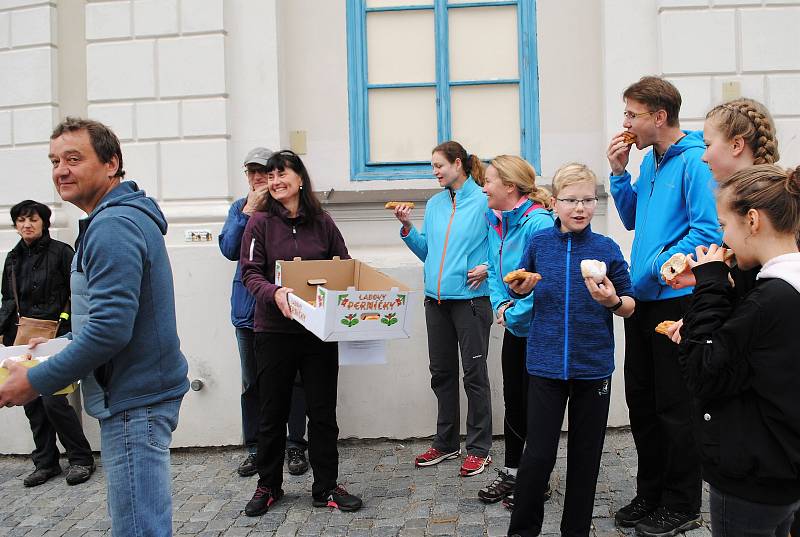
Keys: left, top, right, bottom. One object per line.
{"left": 235, "top": 327, "right": 307, "bottom": 454}
{"left": 710, "top": 486, "right": 800, "bottom": 537}
{"left": 100, "top": 398, "right": 182, "bottom": 537}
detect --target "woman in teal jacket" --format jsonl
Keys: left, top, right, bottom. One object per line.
{"left": 393, "top": 141, "right": 494, "bottom": 477}
{"left": 479, "top": 155, "right": 554, "bottom": 504}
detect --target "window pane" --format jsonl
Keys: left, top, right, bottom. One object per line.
{"left": 367, "top": 11, "right": 435, "bottom": 85}
{"left": 449, "top": 6, "right": 518, "bottom": 81}
{"left": 367, "top": 0, "right": 432, "bottom": 7}
{"left": 448, "top": 0, "right": 509, "bottom": 4}
{"left": 451, "top": 84, "right": 520, "bottom": 158}
{"left": 369, "top": 87, "right": 438, "bottom": 162}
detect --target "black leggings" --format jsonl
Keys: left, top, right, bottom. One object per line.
{"left": 501, "top": 330, "right": 528, "bottom": 468}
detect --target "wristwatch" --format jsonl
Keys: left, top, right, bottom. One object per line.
{"left": 606, "top": 296, "right": 624, "bottom": 312}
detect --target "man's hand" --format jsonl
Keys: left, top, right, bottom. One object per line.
{"left": 274, "top": 287, "right": 295, "bottom": 319}
{"left": 0, "top": 362, "right": 38, "bottom": 407}
{"left": 584, "top": 276, "right": 619, "bottom": 307}
{"left": 467, "top": 264, "right": 488, "bottom": 290}
{"left": 607, "top": 132, "right": 632, "bottom": 176}
{"left": 242, "top": 187, "right": 269, "bottom": 216}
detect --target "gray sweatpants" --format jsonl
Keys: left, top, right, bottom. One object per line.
{"left": 424, "top": 296, "right": 493, "bottom": 457}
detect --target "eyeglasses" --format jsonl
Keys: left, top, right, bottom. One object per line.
{"left": 244, "top": 168, "right": 269, "bottom": 179}
{"left": 623, "top": 110, "right": 655, "bottom": 120}
{"left": 556, "top": 197, "right": 598, "bottom": 209}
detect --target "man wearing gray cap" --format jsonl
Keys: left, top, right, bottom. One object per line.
{"left": 218, "top": 147, "right": 308, "bottom": 477}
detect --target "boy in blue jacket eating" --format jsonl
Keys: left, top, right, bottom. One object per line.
{"left": 506, "top": 163, "right": 635, "bottom": 537}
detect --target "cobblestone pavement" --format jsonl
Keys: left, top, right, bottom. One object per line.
{"left": 0, "top": 429, "right": 711, "bottom": 537}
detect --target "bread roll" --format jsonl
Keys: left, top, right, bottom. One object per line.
{"left": 384, "top": 201, "right": 415, "bottom": 210}
{"left": 622, "top": 131, "right": 637, "bottom": 145}
{"left": 655, "top": 320, "right": 676, "bottom": 336}
{"left": 580, "top": 259, "right": 607, "bottom": 283}
{"left": 503, "top": 269, "right": 542, "bottom": 285}
{"left": 660, "top": 253, "right": 689, "bottom": 282}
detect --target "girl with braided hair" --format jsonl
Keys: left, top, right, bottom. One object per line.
{"left": 664, "top": 98, "right": 782, "bottom": 341}
{"left": 677, "top": 164, "right": 800, "bottom": 536}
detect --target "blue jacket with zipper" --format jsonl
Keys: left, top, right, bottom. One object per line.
{"left": 402, "top": 177, "right": 489, "bottom": 300}
{"left": 218, "top": 197, "right": 256, "bottom": 329}
{"left": 516, "top": 220, "right": 633, "bottom": 380}
{"left": 486, "top": 200, "right": 554, "bottom": 337}
{"left": 27, "top": 181, "right": 189, "bottom": 418}
{"left": 609, "top": 130, "right": 720, "bottom": 301}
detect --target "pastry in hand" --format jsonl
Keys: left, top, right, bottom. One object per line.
{"left": 580, "top": 259, "right": 607, "bottom": 284}
{"left": 660, "top": 253, "right": 689, "bottom": 282}
{"left": 655, "top": 320, "right": 676, "bottom": 336}
{"left": 384, "top": 201, "right": 415, "bottom": 210}
{"left": 622, "top": 131, "right": 637, "bottom": 145}
{"left": 503, "top": 269, "right": 542, "bottom": 285}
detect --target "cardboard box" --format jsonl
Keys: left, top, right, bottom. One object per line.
{"left": 0, "top": 339, "right": 76, "bottom": 395}
{"left": 275, "top": 257, "right": 417, "bottom": 342}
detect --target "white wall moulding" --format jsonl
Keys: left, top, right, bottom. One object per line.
{"left": 181, "top": 98, "right": 227, "bottom": 137}
{"left": 121, "top": 141, "right": 159, "bottom": 196}
{"left": 0, "top": 111, "right": 11, "bottom": 145}
{"left": 135, "top": 100, "right": 180, "bottom": 139}
{"left": 180, "top": 0, "right": 224, "bottom": 34}
{"left": 0, "top": 146, "right": 57, "bottom": 206}
{"left": 159, "top": 138, "right": 229, "bottom": 200}
{"left": 666, "top": 77, "right": 711, "bottom": 120}
{"left": 660, "top": 10, "right": 736, "bottom": 74}
{"left": 133, "top": 0, "right": 178, "bottom": 37}
{"left": 768, "top": 75, "right": 800, "bottom": 115}
{"left": 87, "top": 102, "right": 135, "bottom": 140}
{"left": 711, "top": 75, "right": 765, "bottom": 104}
{"left": 0, "top": 48, "right": 56, "bottom": 107}
{"left": 85, "top": 1, "right": 132, "bottom": 41}
{"left": 11, "top": 105, "right": 57, "bottom": 144}
{"left": 157, "top": 34, "right": 226, "bottom": 98}
{"left": 0, "top": 0, "right": 53, "bottom": 10}
{"left": 87, "top": 40, "right": 156, "bottom": 100}
{"left": 9, "top": 4, "right": 55, "bottom": 48}
{"left": 740, "top": 7, "right": 800, "bottom": 72}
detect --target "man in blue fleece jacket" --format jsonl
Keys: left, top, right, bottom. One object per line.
{"left": 606, "top": 77, "right": 720, "bottom": 536}
{"left": 0, "top": 117, "right": 188, "bottom": 537}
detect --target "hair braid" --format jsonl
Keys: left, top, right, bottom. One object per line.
{"left": 708, "top": 99, "right": 779, "bottom": 165}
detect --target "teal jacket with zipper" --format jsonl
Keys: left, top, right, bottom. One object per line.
{"left": 401, "top": 177, "right": 489, "bottom": 300}
{"left": 486, "top": 200, "right": 554, "bottom": 337}
{"left": 609, "top": 130, "right": 720, "bottom": 301}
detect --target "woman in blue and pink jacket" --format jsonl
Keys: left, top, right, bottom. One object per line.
{"left": 479, "top": 155, "right": 554, "bottom": 505}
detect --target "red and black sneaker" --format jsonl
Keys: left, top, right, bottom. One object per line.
{"left": 313, "top": 484, "right": 363, "bottom": 512}
{"left": 414, "top": 447, "right": 461, "bottom": 467}
{"left": 244, "top": 485, "right": 284, "bottom": 517}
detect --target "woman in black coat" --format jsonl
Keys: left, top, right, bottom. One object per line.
{"left": 0, "top": 200, "right": 94, "bottom": 487}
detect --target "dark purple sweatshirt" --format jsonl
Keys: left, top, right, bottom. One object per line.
{"left": 240, "top": 204, "right": 349, "bottom": 334}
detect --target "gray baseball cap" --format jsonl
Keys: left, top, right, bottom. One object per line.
{"left": 243, "top": 147, "right": 273, "bottom": 166}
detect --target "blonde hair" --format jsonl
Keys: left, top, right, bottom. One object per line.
{"left": 718, "top": 164, "right": 800, "bottom": 235}
{"left": 552, "top": 163, "right": 597, "bottom": 197}
{"left": 490, "top": 155, "right": 552, "bottom": 209}
{"left": 433, "top": 140, "right": 486, "bottom": 186}
{"left": 706, "top": 98, "right": 779, "bottom": 165}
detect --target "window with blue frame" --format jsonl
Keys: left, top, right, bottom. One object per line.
{"left": 346, "top": 0, "right": 540, "bottom": 181}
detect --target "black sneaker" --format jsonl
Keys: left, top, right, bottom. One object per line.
{"left": 478, "top": 469, "right": 516, "bottom": 503}
{"left": 286, "top": 447, "right": 309, "bottom": 476}
{"left": 501, "top": 485, "right": 551, "bottom": 510}
{"left": 615, "top": 496, "right": 658, "bottom": 527}
{"left": 635, "top": 507, "right": 701, "bottom": 537}
{"left": 23, "top": 466, "right": 62, "bottom": 487}
{"left": 237, "top": 453, "right": 257, "bottom": 477}
{"left": 244, "top": 485, "right": 283, "bottom": 517}
{"left": 313, "top": 484, "right": 363, "bottom": 512}
{"left": 65, "top": 463, "right": 95, "bottom": 485}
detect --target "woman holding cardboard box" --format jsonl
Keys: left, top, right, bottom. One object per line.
{"left": 392, "top": 140, "right": 494, "bottom": 477}
{"left": 240, "top": 150, "right": 363, "bottom": 516}
{"left": 0, "top": 200, "right": 94, "bottom": 487}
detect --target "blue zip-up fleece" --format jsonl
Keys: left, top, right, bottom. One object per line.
{"left": 402, "top": 177, "right": 489, "bottom": 300}
{"left": 486, "top": 201, "right": 554, "bottom": 337}
{"left": 28, "top": 181, "right": 189, "bottom": 418}
{"left": 517, "top": 221, "right": 633, "bottom": 380}
{"left": 218, "top": 197, "right": 255, "bottom": 328}
{"left": 610, "top": 130, "right": 720, "bottom": 301}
